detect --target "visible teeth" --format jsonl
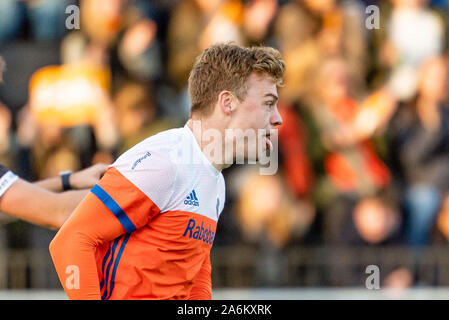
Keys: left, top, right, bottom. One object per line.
{"left": 266, "top": 138, "right": 273, "bottom": 152}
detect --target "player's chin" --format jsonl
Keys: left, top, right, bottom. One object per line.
{"left": 235, "top": 140, "right": 269, "bottom": 163}
{"left": 235, "top": 150, "right": 256, "bottom": 163}
{"left": 248, "top": 148, "right": 268, "bottom": 163}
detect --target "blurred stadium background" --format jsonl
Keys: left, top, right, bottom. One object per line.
{"left": 2, "top": 0, "right": 449, "bottom": 299}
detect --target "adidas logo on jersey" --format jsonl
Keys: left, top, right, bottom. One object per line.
{"left": 184, "top": 190, "right": 199, "bottom": 207}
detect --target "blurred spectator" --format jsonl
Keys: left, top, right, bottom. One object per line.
{"left": 273, "top": 0, "right": 368, "bottom": 104}
{"left": 383, "top": 0, "right": 445, "bottom": 100}
{"left": 235, "top": 167, "right": 315, "bottom": 248}
{"left": 383, "top": 267, "right": 414, "bottom": 289}
{"left": 0, "top": 103, "right": 13, "bottom": 169}
{"left": 25, "top": 59, "right": 118, "bottom": 169}
{"left": 242, "top": 0, "right": 278, "bottom": 44}
{"left": 232, "top": 166, "right": 315, "bottom": 285}
{"left": 278, "top": 104, "right": 314, "bottom": 199}
{"left": 80, "top": 0, "right": 126, "bottom": 47}
{"left": 351, "top": 197, "right": 402, "bottom": 245}
{"left": 302, "top": 56, "right": 392, "bottom": 243}
{"left": 0, "top": 57, "right": 12, "bottom": 166}
{"left": 31, "top": 124, "right": 81, "bottom": 179}
{"left": 118, "top": 19, "right": 163, "bottom": 81}
{"left": 0, "top": 0, "right": 74, "bottom": 44}
{"left": 114, "top": 80, "right": 173, "bottom": 152}
{"left": 388, "top": 56, "right": 449, "bottom": 246}
{"left": 435, "top": 193, "right": 449, "bottom": 244}
{"left": 167, "top": 0, "right": 244, "bottom": 90}
{"left": 325, "top": 196, "right": 412, "bottom": 287}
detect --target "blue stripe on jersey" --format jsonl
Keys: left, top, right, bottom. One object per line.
{"left": 101, "top": 237, "right": 120, "bottom": 300}
{"left": 99, "top": 241, "right": 112, "bottom": 292}
{"left": 105, "top": 233, "right": 131, "bottom": 300}
{"left": 91, "top": 184, "right": 137, "bottom": 233}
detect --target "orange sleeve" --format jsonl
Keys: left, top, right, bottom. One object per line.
{"left": 188, "top": 255, "right": 212, "bottom": 300}
{"left": 49, "top": 167, "right": 160, "bottom": 300}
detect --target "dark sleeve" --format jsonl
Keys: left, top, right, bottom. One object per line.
{"left": 0, "top": 165, "right": 19, "bottom": 197}
{"left": 0, "top": 165, "right": 8, "bottom": 178}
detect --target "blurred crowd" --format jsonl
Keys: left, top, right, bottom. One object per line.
{"left": 1, "top": 0, "right": 449, "bottom": 288}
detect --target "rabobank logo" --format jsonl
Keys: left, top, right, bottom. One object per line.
{"left": 183, "top": 219, "right": 215, "bottom": 246}
{"left": 184, "top": 190, "right": 199, "bottom": 207}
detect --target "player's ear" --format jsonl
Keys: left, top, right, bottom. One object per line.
{"left": 218, "top": 91, "right": 235, "bottom": 116}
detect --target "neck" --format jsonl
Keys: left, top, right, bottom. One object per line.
{"left": 185, "top": 118, "right": 233, "bottom": 172}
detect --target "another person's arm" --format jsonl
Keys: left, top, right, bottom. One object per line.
{"left": 34, "top": 163, "right": 108, "bottom": 192}
{"left": 0, "top": 180, "right": 88, "bottom": 230}
{"left": 0, "top": 164, "right": 108, "bottom": 229}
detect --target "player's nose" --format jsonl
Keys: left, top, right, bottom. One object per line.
{"left": 271, "top": 106, "right": 283, "bottom": 127}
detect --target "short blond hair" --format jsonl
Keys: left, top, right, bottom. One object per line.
{"left": 188, "top": 43, "right": 285, "bottom": 116}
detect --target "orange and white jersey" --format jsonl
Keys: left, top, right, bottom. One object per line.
{"left": 109, "top": 124, "right": 225, "bottom": 225}
{"left": 50, "top": 125, "right": 225, "bottom": 300}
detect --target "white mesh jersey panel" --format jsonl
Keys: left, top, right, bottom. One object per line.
{"left": 111, "top": 128, "right": 181, "bottom": 212}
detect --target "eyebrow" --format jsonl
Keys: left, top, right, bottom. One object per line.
{"left": 264, "top": 93, "right": 278, "bottom": 102}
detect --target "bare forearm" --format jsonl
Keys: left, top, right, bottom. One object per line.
{"left": 34, "top": 163, "right": 109, "bottom": 192}
{"left": 0, "top": 179, "right": 88, "bottom": 229}
{"left": 34, "top": 176, "right": 63, "bottom": 192}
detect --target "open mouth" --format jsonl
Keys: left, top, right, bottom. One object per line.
{"left": 265, "top": 134, "right": 273, "bottom": 152}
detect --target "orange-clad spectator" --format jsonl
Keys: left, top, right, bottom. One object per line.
{"left": 278, "top": 104, "right": 314, "bottom": 198}
{"left": 301, "top": 56, "right": 393, "bottom": 243}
